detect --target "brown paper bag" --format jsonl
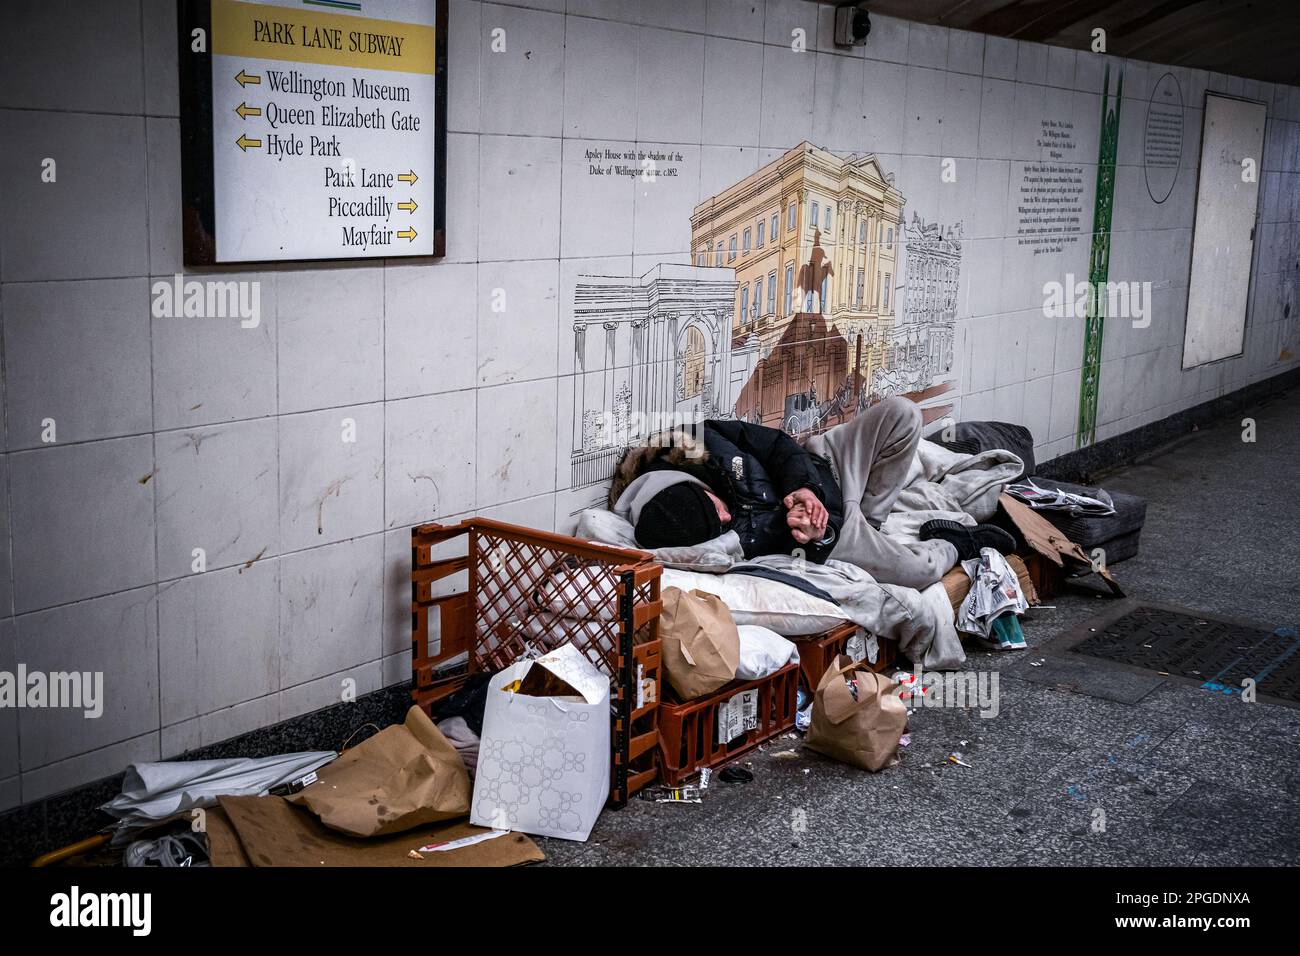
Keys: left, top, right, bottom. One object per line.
{"left": 288, "top": 705, "right": 470, "bottom": 837}
{"left": 659, "top": 587, "right": 740, "bottom": 700}
{"left": 806, "top": 655, "right": 907, "bottom": 771}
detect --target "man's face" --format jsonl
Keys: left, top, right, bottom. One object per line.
{"left": 705, "top": 489, "right": 732, "bottom": 525}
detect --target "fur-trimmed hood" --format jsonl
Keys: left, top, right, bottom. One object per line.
{"left": 607, "top": 428, "right": 711, "bottom": 509}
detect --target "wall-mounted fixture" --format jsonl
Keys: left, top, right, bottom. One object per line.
{"left": 833, "top": 2, "right": 871, "bottom": 47}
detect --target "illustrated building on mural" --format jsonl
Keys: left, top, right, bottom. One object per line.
{"left": 566, "top": 144, "right": 967, "bottom": 492}
{"left": 881, "top": 212, "right": 963, "bottom": 397}
{"left": 568, "top": 264, "right": 756, "bottom": 488}
{"left": 689, "top": 142, "right": 905, "bottom": 430}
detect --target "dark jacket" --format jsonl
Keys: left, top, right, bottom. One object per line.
{"left": 608, "top": 420, "right": 844, "bottom": 561}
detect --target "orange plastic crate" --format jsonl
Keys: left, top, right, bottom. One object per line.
{"left": 410, "top": 518, "right": 663, "bottom": 806}
{"left": 657, "top": 663, "right": 800, "bottom": 786}
{"left": 792, "top": 622, "right": 897, "bottom": 693}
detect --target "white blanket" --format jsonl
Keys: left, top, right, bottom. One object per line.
{"left": 572, "top": 439, "right": 1024, "bottom": 671}
{"left": 744, "top": 555, "right": 965, "bottom": 669}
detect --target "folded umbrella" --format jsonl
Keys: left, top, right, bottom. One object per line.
{"left": 102, "top": 751, "right": 338, "bottom": 841}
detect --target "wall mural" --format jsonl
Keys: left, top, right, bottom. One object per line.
{"left": 567, "top": 142, "right": 962, "bottom": 495}
{"left": 566, "top": 64, "right": 1125, "bottom": 501}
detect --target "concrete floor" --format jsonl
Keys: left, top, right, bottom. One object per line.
{"left": 538, "top": 386, "right": 1300, "bottom": 867}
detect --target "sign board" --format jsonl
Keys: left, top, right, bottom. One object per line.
{"left": 179, "top": 0, "right": 447, "bottom": 263}
{"left": 1182, "top": 93, "right": 1266, "bottom": 369}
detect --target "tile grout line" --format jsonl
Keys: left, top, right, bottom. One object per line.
{"left": 140, "top": 0, "right": 165, "bottom": 769}
{"left": 273, "top": 269, "right": 284, "bottom": 723}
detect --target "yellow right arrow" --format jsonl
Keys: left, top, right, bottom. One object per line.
{"left": 234, "top": 102, "right": 261, "bottom": 119}
{"left": 397, "top": 170, "right": 418, "bottom": 184}
{"left": 397, "top": 198, "right": 418, "bottom": 213}
{"left": 235, "top": 69, "right": 261, "bottom": 87}
{"left": 397, "top": 227, "right": 418, "bottom": 241}
{"left": 236, "top": 133, "right": 262, "bottom": 151}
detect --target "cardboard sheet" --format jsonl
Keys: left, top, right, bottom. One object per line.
{"left": 204, "top": 805, "right": 253, "bottom": 868}
{"left": 998, "top": 494, "right": 1124, "bottom": 596}
{"left": 214, "top": 795, "right": 543, "bottom": 867}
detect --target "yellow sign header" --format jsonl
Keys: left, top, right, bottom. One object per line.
{"left": 212, "top": 0, "right": 436, "bottom": 75}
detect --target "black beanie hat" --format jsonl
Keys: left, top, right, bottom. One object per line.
{"left": 635, "top": 483, "right": 722, "bottom": 549}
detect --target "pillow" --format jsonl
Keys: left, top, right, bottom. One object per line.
{"left": 736, "top": 625, "right": 800, "bottom": 680}
{"left": 661, "top": 568, "right": 846, "bottom": 636}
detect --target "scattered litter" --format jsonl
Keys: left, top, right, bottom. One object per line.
{"left": 638, "top": 784, "right": 705, "bottom": 803}
{"left": 418, "top": 829, "right": 511, "bottom": 853}
{"left": 892, "top": 670, "right": 923, "bottom": 700}
{"left": 771, "top": 749, "right": 800, "bottom": 760}
{"left": 802, "top": 769, "right": 810, "bottom": 775}
{"left": 956, "top": 550, "right": 1030, "bottom": 648}
{"left": 650, "top": 785, "right": 704, "bottom": 804}
{"left": 899, "top": 733, "right": 911, "bottom": 748}
{"left": 718, "top": 766, "right": 753, "bottom": 784}
{"left": 948, "top": 754, "right": 972, "bottom": 768}
{"left": 960, "top": 739, "right": 968, "bottom": 747}
{"left": 795, "top": 698, "right": 813, "bottom": 732}
{"left": 408, "top": 850, "right": 423, "bottom": 859}
{"left": 699, "top": 767, "right": 712, "bottom": 791}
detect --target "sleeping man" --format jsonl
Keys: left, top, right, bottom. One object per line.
{"left": 609, "top": 397, "right": 1014, "bottom": 590}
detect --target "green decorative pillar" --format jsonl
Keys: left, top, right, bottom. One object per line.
{"left": 1077, "top": 65, "right": 1123, "bottom": 447}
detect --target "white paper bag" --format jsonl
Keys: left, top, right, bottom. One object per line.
{"left": 471, "top": 643, "right": 611, "bottom": 842}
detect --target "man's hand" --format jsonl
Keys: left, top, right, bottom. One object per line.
{"left": 784, "top": 488, "right": 828, "bottom": 544}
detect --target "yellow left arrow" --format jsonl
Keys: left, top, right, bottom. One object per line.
{"left": 235, "top": 102, "right": 261, "bottom": 119}
{"left": 397, "top": 227, "right": 418, "bottom": 241}
{"left": 397, "top": 199, "right": 418, "bottom": 213}
{"left": 236, "top": 134, "right": 262, "bottom": 151}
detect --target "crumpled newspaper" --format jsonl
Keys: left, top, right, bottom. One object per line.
{"left": 956, "top": 548, "right": 1029, "bottom": 642}
{"left": 1005, "top": 478, "right": 1115, "bottom": 517}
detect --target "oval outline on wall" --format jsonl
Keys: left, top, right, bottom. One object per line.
{"left": 1144, "top": 71, "right": 1184, "bottom": 204}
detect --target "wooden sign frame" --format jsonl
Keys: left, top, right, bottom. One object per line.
{"left": 177, "top": 0, "right": 448, "bottom": 265}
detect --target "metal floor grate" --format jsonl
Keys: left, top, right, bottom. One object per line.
{"left": 1067, "top": 603, "right": 1300, "bottom": 704}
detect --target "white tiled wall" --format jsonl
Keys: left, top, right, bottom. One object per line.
{"left": 0, "top": 0, "right": 1298, "bottom": 809}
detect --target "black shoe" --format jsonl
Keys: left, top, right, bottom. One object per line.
{"left": 919, "top": 519, "right": 1017, "bottom": 562}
